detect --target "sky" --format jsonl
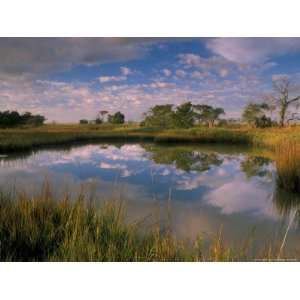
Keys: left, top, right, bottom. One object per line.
{"left": 1, "top": 37, "right": 300, "bottom": 122}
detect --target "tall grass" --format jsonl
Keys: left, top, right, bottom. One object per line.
{"left": 0, "top": 190, "right": 195, "bottom": 261}
{"left": 276, "top": 141, "right": 300, "bottom": 193}
{"left": 0, "top": 188, "right": 297, "bottom": 261}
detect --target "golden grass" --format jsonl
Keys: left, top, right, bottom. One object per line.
{"left": 0, "top": 187, "right": 298, "bottom": 261}
{"left": 275, "top": 140, "right": 300, "bottom": 193}
{"left": 1, "top": 123, "right": 300, "bottom": 151}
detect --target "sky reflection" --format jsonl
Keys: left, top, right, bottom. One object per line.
{"left": 0, "top": 142, "right": 299, "bottom": 246}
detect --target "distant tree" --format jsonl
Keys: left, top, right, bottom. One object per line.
{"left": 173, "top": 102, "right": 194, "bottom": 128}
{"left": 108, "top": 111, "right": 125, "bottom": 124}
{"left": 255, "top": 115, "right": 273, "bottom": 128}
{"left": 142, "top": 104, "right": 175, "bottom": 128}
{"left": 95, "top": 117, "right": 102, "bottom": 124}
{"left": 24, "top": 113, "right": 45, "bottom": 126}
{"left": 265, "top": 76, "right": 300, "bottom": 127}
{"left": 242, "top": 103, "right": 271, "bottom": 128}
{"left": 193, "top": 104, "right": 225, "bottom": 127}
{"left": 0, "top": 110, "right": 45, "bottom": 127}
{"left": 79, "top": 119, "right": 89, "bottom": 124}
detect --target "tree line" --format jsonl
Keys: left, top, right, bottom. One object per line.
{"left": 140, "top": 102, "right": 225, "bottom": 128}
{"left": 80, "top": 110, "right": 125, "bottom": 125}
{"left": 0, "top": 111, "right": 45, "bottom": 128}
{"left": 1, "top": 77, "right": 299, "bottom": 129}
{"left": 141, "top": 76, "right": 300, "bottom": 129}
{"left": 90, "top": 77, "right": 300, "bottom": 129}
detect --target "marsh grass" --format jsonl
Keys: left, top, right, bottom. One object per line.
{"left": 0, "top": 189, "right": 191, "bottom": 261}
{"left": 276, "top": 141, "right": 300, "bottom": 193}
{"left": 1, "top": 124, "right": 300, "bottom": 153}
{"left": 0, "top": 187, "right": 297, "bottom": 261}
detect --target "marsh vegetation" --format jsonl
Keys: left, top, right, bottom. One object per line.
{"left": 0, "top": 189, "right": 299, "bottom": 262}
{"left": 1, "top": 141, "right": 300, "bottom": 261}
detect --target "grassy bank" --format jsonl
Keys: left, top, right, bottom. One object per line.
{"left": 0, "top": 189, "right": 297, "bottom": 262}
{"left": 1, "top": 124, "right": 300, "bottom": 153}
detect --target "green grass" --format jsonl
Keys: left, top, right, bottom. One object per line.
{"left": 0, "top": 188, "right": 298, "bottom": 262}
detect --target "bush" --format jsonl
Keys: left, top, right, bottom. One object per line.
{"left": 108, "top": 112, "right": 125, "bottom": 124}
{"left": 0, "top": 110, "right": 45, "bottom": 128}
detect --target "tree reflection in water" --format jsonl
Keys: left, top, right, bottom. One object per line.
{"left": 143, "top": 144, "right": 223, "bottom": 172}
{"left": 240, "top": 156, "right": 272, "bottom": 178}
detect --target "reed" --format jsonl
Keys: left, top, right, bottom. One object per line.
{"left": 275, "top": 141, "right": 300, "bottom": 193}
{"left": 0, "top": 188, "right": 297, "bottom": 261}
{"left": 0, "top": 190, "right": 191, "bottom": 261}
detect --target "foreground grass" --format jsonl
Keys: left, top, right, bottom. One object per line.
{"left": 2, "top": 123, "right": 300, "bottom": 153}
{"left": 0, "top": 189, "right": 298, "bottom": 262}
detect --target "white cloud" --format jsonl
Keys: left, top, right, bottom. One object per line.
{"left": 162, "top": 69, "right": 172, "bottom": 77}
{"left": 178, "top": 53, "right": 233, "bottom": 78}
{"left": 178, "top": 53, "right": 202, "bottom": 67}
{"left": 150, "top": 81, "right": 175, "bottom": 89}
{"left": 98, "top": 75, "right": 127, "bottom": 83}
{"left": 271, "top": 73, "right": 289, "bottom": 82}
{"left": 191, "top": 71, "right": 206, "bottom": 79}
{"left": 120, "top": 66, "right": 132, "bottom": 76}
{"left": 219, "top": 68, "right": 229, "bottom": 78}
{"left": 207, "top": 37, "right": 300, "bottom": 64}
{"left": 175, "top": 69, "right": 187, "bottom": 78}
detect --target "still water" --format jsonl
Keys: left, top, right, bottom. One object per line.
{"left": 1, "top": 142, "right": 300, "bottom": 252}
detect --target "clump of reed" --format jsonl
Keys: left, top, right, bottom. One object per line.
{"left": 275, "top": 140, "right": 300, "bottom": 193}
{"left": 0, "top": 190, "right": 194, "bottom": 261}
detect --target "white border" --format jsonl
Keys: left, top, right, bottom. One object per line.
{"left": 0, "top": 262, "right": 299, "bottom": 300}
{"left": 1, "top": 1, "right": 300, "bottom": 299}
{"left": 0, "top": 0, "right": 300, "bottom": 36}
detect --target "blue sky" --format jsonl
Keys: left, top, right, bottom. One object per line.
{"left": 1, "top": 37, "right": 300, "bottom": 122}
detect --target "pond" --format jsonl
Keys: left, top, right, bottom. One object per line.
{"left": 1, "top": 142, "right": 300, "bottom": 254}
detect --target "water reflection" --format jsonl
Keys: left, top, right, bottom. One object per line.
{"left": 144, "top": 144, "right": 223, "bottom": 172}
{"left": 273, "top": 187, "right": 300, "bottom": 220}
{"left": 240, "top": 156, "right": 272, "bottom": 178}
{"left": 0, "top": 142, "right": 300, "bottom": 248}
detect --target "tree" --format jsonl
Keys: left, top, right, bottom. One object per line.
{"left": 173, "top": 102, "right": 194, "bottom": 128}
{"left": 266, "top": 76, "right": 300, "bottom": 127}
{"left": 95, "top": 117, "right": 102, "bottom": 124}
{"left": 108, "top": 111, "right": 125, "bottom": 124}
{"left": 0, "top": 110, "right": 45, "bottom": 127}
{"left": 242, "top": 103, "right": 271, "bottom": 128}
{"left": 79, "top": 119, "right": 89, "bottom": 124}
{"left": 142, "top": 104, "right": 175, "bottom": 128}
{"left": 193, "top": 104, "right": 225, "bottom": 127}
